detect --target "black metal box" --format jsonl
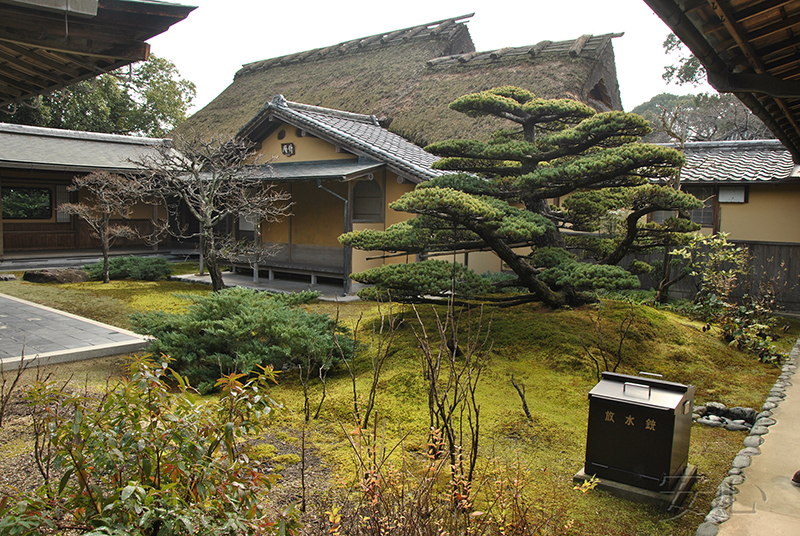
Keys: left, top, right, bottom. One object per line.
{"left": 584, "top": 372, "right": 695, "bottom": 492}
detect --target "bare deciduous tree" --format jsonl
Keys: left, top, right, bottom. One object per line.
{"left": 132, "top": 134, "right": 291, "bottom": 291}
{"left": 59, "top": 171, "right": 145, "bottom": 283}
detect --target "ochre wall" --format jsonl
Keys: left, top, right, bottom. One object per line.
{"left": 255, "top": 123, "right": 357, "bottom": 163}
{"left": 720, "top": 184, "right": 800, "bottom": 243}
{"left": 260, "top": 181, "right": 349, "bottom": 248}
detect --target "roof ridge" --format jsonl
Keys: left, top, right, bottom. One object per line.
{"left": 0, "top": 122, "right": 170, "bottom": 146}
{"left": 268, "top": 95, "right": 379, "bottom": 126}
{"left": 236, "top": 14, "right": 474, "bottom": 78}
{"left": 668, "top": 139, "right": 787, "bottom": 150}
{"left": 425, "top": 32, "right": 623, "bottom": 67}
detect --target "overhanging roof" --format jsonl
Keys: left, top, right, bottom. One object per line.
{"left": 644, "top": 0, "right": 800, "bottom": 163}
{"left": 0, "top": 0, "right": 195, "bottom": 107}
{"left": 247, "top": 160, "right": 385, "bottom": 182}
{"left": 0, "top": 121, "right": 171, "bottom": 172}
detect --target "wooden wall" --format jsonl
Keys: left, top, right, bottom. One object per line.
{"left": 634, "top": 241, "right": 800, "bottom": 312}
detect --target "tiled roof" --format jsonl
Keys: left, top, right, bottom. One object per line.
{"left": 239, "top": 95, "right": 444, "bottom": 183}
{"left": 425, "top": 33, "right": 623, "bottom": 68}
{"left": 0, "top": 122, "right": 170, "bottom": 173}
{"left": 247, "top": 159, "right": 385, "bottom": 181}
{"left": 674, "top": 140, "right": 798, "bottom": 184}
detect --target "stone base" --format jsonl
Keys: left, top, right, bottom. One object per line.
{"left": 573, "top": 465, "right": 697, "bottom": 511}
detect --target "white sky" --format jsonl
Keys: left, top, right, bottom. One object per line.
{"left": 147, "top": 0, "right": 713, "bottom": 115}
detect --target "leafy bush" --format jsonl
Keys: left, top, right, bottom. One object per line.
{"left": 129, "top": 288, "right": 353, "bottom": 392}
{"left": 85, "top": 256, "right": 172, "bottom": 281}
{"left": 675, "top": 234, "right": 784, "bottom": 363}
{"left": 0, "top": 355, "right": 300, "bottom": 536}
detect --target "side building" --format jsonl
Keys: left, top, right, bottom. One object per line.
{"left": 651, "top": 139, "right": 800, "bottom": 309}
{"left": 0, "top": 123, "right": 169, "bottom": 258}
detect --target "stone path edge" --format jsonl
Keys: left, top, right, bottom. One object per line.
{"left": 0, "top": 292, "right": 150, "bottom": 370}
{"left": 695, "top": 335, "right": 799, "bottom": 536}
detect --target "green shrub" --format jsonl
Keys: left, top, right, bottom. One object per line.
{"left": 85, "top": 256, "right": 172, "bottom": 281}
{"left": 1, "top": 355, "right": 300, "bottom": 535}
{"left": 129, "top": 288, "right": 354, "bottom": 392}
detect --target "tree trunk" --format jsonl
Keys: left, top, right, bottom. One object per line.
{"left": 203, "top": 232, "right": 225, "bottom": 292}
{"left": 101, "top": 213, "right": 111, "bottom": 284}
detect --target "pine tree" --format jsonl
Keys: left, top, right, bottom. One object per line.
{"left": 341, "top": 86, "right": 702, "bottom": 307}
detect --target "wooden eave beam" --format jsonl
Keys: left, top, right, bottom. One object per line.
{"left": 744, "top": 13, "right": 800, "bottom": 43}
{"left": 0, "top": 49, "right": 64, "bottom": 83}
{"left": 705, "top": 0, "right": 764, "bottom": 71}
{"left": 708, "top": 70, "right": 800, "bottom": 97}
{"left": 644, "top": 0, "right": 800, "bottom": 162}
{"left": 0, "top": 42, "right": 81, "bottom": 77}
{"left": 702, "top": 0, "right": 800, "bottom": 141}
{"left": 0, "top": 30, "right": 150, "bottom": 62}
{"left": 0, "top": 71, "right": 35, "bottom": 93}
{"left": 733, "top": 0, "right": 797, "bottom": 25}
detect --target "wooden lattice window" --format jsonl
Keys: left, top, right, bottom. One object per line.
{"left": 353, "top": 180, "right": 382, "bottom": 222}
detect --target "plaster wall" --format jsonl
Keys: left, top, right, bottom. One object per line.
{"left": 255, "top": 122, "right": 356, "bottom": 163}
{"left": 719, "top": 184, "right": 800, "bottom": 243}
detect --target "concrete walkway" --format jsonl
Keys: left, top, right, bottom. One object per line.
{"left": 171, "top": 270, "right": 361, "bottom": 302}
{"left": 0, "top": 293, "right": 149, "bottom": 369}
{"left": 0, "top": 270, "right": 359, "bottom": 370}
{"left": 712, "top": 340, "right": 800, "bottom": 536}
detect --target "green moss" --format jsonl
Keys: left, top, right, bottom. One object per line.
{"left": 250, "top": 442, "right": 278, "bottom": 460}
{"left": 273, "top": 453, "right": 301, "bottom": 465}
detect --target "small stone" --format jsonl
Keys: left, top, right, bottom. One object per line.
{"left": 766, "top": 397, "right": 783, "bottom": 405}
{"left": 696, "top": 521, "right": 720, "bottom": 536}
{"left": 0, "top": 274, "right": 16, "bottom": 281}
{"left": 692, "top": 413, "right": 702, "bottom": 420}
{"left": 707, "top": 414, "right": 722, "bottom": 422}
{"left": 697, "top": 418, "right": 725, "bottom": 428}
{"left": 755, "top": 417, "right": 776, "bottom": 427}
{"left": 762, "top": 401, "right": 777, "bottom": 411}
{"left": 705, "top": 507, "right": 730, "bottom": 524}
{"left": 728, "top": 467, "right": 742, "bottom": 476}
{"left": 768, "top": 390, "right": 786, "bottom": 398}
{"left": 725, "top": 423, "right": 750, "bottom": 432}
{"left": 706, "top": 401, "right": 727, "bottom": 415}
{"left": 737, "top": 448, "right": 760, "bottom": 457}
{"left": 727, "top": 407, "right": 757, "bottom": 422}
{"left": 693, "top": 405, "right": 708, "bottom": 416}
{"left": 750, "top": 425, "right": 770, "bottom": 436}
{"left": 743, "top": 436, "right": 763, "bottom": 448}
{"left": 732, "top": 455, "right": 751, "bottom": 469}
{"left": 711, "top": 495, "right": 734, "bottom": 509}
{"left": 756, "top": 410, "right": 773, "bottom": 420}
{"left": 724, "top": 474, "right": 745, "bottom": 486}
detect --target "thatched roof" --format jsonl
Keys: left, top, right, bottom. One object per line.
{"left": 179, "top": 14, "right": 623, "bottom": 147}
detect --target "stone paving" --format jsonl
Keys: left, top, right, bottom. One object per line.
{"left": 0, "top": 293, "right": 148, "bottom": 369}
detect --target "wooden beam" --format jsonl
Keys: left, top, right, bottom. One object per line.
{"left": 528, "top": 40, "right": 552, "bottom": 57}
{"left": 0, "top": 9, "right": 150, "bottom": 60}
{"left": 0, "top": 42, "right": 81, "bottom": 77}
{"left": 569, "top": 34, "right": 592, "bottom": 58}
{"left": 0, "top": 49, "right": 61, "bottom": 83}
{"left": 0, "top": 71, "right": 34, "bottom": 94}
{"left": 708, "top": 70, "right": 800, "bottom": 97}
